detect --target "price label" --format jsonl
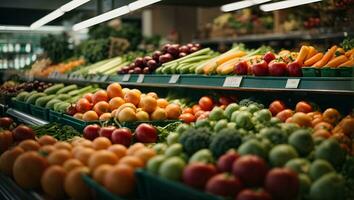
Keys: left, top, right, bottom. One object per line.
{"left": 169, "top": 75, "right": 180, "bottom": 84}
{"left": 137, "top": 74, "right": 145, "bottom": 83}
{"left": 122, "top": 74, "right": 131, "bottom": 82}
{"left": 223, "top": 77, "right": 243, "bottom": 87}
{"left": 285, "top": 79, "right": 300, "bottom": 89}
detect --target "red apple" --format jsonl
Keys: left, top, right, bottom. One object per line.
{"left": 263, "top": 52, "right": 276, "bottom": 63}
{"left": 99, "top": 126, "right": 116, "bottom": 140}
{"left": 135, "top": 123, "right": 157, "bottom": 143}
{"left": 269, "top": 100, "right": 286, "bottom": 116}
{"left": 252, "top": 61, "right": 268, "bottom": 76}
{"left": 232, "top": 155, "right": 268, "bottom": 187}
{"left": 268, "top": 61, "right": 287, "bottom": 76}
{"left": 276, "top": 109, "right": 293, "bottom": 122}
{"left": 83, "top": 124, "right": 101, "bottom": 140}
{"left": 287, "top": 61, "right": 302, "bottom": 77}
{"left": 265, "top": 168, "right": 299, "bottom": 200}
{"left": 0, "top": 117, "right": 13, "bottom": 129}
{"left": 236, "top": 189, "right": 272, "bottom": 200}
{"left": 217, "top": 150, "right": 240, "bottom": 172}
{"left": 234, "top": 61, "right": 249, "bottom": 75}
{"left": 111, "top": 128, "right": 132, "bottom": 147}
{"left": 182, "top": 163, "right": 217, "bottom": 189}
{"left": 206, "top": 173, "right": 243, "bottom": 198}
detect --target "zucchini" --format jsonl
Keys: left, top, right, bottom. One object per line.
{"left": 24, "top": 91, "right": 37, "bottom": 101}
{"left": 16, "top": 91, "right": 29, "bottom": 101}
{"left": 68, "top": 85, "right": 92, "bottom": 96}
{"left": 35, "top": 95, "right": 55, "bottom": 107}
{"left": 44, "top": 84, "right": 64, "bottom": 95}
{"left": 57, "top": 94, "right": 71, "bottom": 101}
{"left": 54, "top": 102, "right": 70, "bottom": 112}
{"left": 25, "top": 93, "right": 46, "bottom": 104}
{"left": 46, "top": 99, "right": 63, "bottom": 109}
{"left": 56, "top": 84, "right": 78, "bottom": 94}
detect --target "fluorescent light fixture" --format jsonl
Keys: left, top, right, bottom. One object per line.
{"left": 128, "top": 0, "right": 162, "bottom": 11}
{"left": 260, "top": 0, "right": 322, "bottom": 12}
{"left": 61, "top": 0, "right": 91, "bottom": 12}
{"left": 0, "top": 25, "right": 65, "bottom": 32}
{"left": 221, "top": 0, "right": 271, "bottom": 12}
{"left": 30, "top": 9, "right": 64, "bottom": 29}
{"left": 73, "top": 6, "right": 130, "bottom": 31}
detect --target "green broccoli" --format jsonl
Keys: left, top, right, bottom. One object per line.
{"left": 179, "top": 127, "right": 212, "bottom": 156}
{"left": 209, "top": 128, "right": 242, "bottom": 158}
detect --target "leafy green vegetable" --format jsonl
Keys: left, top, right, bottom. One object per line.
{"left": 31, "top": 123, "right": 81, "bottom": 141}
{"left": 40, "top": 33, "right": 73, "bottom": 63}
{"left": 179, "top": 127, "right": 212, "bottom": 156}
{"left": 209, "top": 128, "right": 242, "bottom": 158}
{"left": 341, "top": 38, "right": 354, "bottom": 51}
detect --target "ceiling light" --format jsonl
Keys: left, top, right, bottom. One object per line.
{"left": 221, "top": 0, "right": 271, "bottom": 12}
{"left": 260, "top": 0, "right": 322, "bottom": 12}
{"left": 0, "top": 25, "right": 65, "bottom": 32}
{"left": 73, "top": 6, "right": 130, "bottom": 31}
{"left": 128, "top": 0, "right": 162, "bottom": 11}
{"left": 30, "top": 9, "right": 64, "bottom": 29}
{"left": 61, "top": 0, "right": 91, "bottom": 12}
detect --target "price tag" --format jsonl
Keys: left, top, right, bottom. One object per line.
{"left": 137, "top": 74, "right": 144, "bottom": 83}
{"left": 122, "top": 74, "right": 131, "bottom": 82}
{"left": 223, "top": 77, "right": 243, "bottom": 87}
{"left": 285, "top": 79, "right": 300, "bottom": 89}
{"left": 169, "top": 75, "right": 180, "bottom": 84}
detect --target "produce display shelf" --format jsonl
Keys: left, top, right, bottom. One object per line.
{"left": 0, "top": 173, "right": 42, "bottom": 200}
{"left": 28, "top": 75, "right": 354, "bottom": 95}
{"left": 6, "top": 108, "right": 48, "bottom": 126}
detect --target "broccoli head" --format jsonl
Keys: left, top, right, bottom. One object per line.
{"left": 209, "top": 128, "right": 242, "bottom": 158}
{"left": 179, "top": 127, "right": 212, "bottom": 156}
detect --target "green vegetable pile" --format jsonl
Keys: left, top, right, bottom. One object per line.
{"left": 31, "top": 123, "right": 81, "bottom": 141}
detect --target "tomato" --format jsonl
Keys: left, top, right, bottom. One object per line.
{"left": 268, "top": 60, "right": 287, "bottom": 76}
{"left": 182, "top": 107, "right": 193, "bottom": 114}
{"left": 194, "top": 110, "right": 205, "bottom": 119}
{"left": 252, "top": 60, "right": 269, "bottom": 76}
{"left": 199, "top": 96, "right": 214, "bottom": 111}
{"left": 263, "top": 52, "right": 276, "bottom": 63}
{"left": 179, "top": 113, "right": 196, "bottom": 124}
{"left": 0, "top": 130, "right": 13, "bottom": 153}
{"left": 192, "top": 105, "right": 202, "bottom": 114}
{"left": 295, "top": 101, "right": 313, "bottom": 113}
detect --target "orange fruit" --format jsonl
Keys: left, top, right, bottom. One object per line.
{"left": 38, "top": 135, "right": 57, "bottom": 146}
{"left": 0, "top": 146, "right": 24, "bottom": 177}
{"left": 165, "top": 104, "right": 182, "bottom": 119}
{"left": 39, "top": 145, "right": 56, "bottom": 155}
{"left": 19, "top": 140, "right": 40, "bottom": 151}
{"left": 157, "top": 98, "right": 169, "bottom": 108}
{"left": 76, "top": 98, "right": 93, "bottom": 113}
{"left": 107, "top": 83, "right": 123, "bottom": 99}
{"left": 151, "top": 107, "right": 167, "bottom": 120}
{"left": 48, "top": 149, "right": 72, "bottom": 165}
{"left": 73, "top": 113, "right": 83, "bottom": 120}
{"left": 122, "top": 88, "right": 130, "bottom": 96}
{"left": 83, "top": 93, "right": 93, "bottom": 103}
{"left": 92, "top": 90, "right": 109, "bottom": 105}
{"left": 292, "top": 112, "right": 312, "bottom": 127}
{"left": 82, "top": 110, "right": 99, "bottom": 121}
{"left": 93, "top": 137, "right": 112, "bottom": 150}
{"left": 295, "top": 101, "right": 313, "bottom": 113}
{"left": 107, "top": 144, "right": 127, "bottom": 160}
{"left": 63, "top": 159, "right": 83, "bottom": 172}
{"left": 314, "top": 122, "right": 333, "bottom": 131}
{"left": 313, "top": 129, "right": 331, "bottom": 139}
{"left": 99, "top": 113, "right": 112, "bottom": 121}
{"left": 131, "top": 89, "right": 142, "bottom": 96}
{"left": 93, "top": 164, "right": 113, "bottom": 185}
{"left": 88, "top": 150, "right": 118, "bottom": 171}
{"left": 64, "top": 167, "right": 92, "bottom": 200}
{"left": 147, "top": 92, "right": 158, "bottom": 99}
{"left": 93, "top": 101, "right": 111, "bottom": 116}
{"left": 118, "top": 107, "right": 137, "bottom": 122}
{"left": 124, "top": 90, "right": 140, "bottom": 106}
{"left": 136, "top": 111, "right": 149, "bottom": 121}
{"left": 140, "top": 96, "right": 157, "bottom": 113}
{"left": 109, "top": 97, "right": 125, "bottom": 110}
{"left": 118, "top": 156, "right": 144, "bottom": 169}
{"left": 127, "top": 143, "right": 145, "bottom": 155}
{"left": 41, "top": 165, "right": 67, "bottom": 199}
{"left": 75, "top": 148, "right": 95, "bottom": 165}
{"left": 133, "top": 148, "right": 156, "bottom": 164}
{"left": 54, "top": 141, "right": 72, "bottom": 151}
{"left": 104, "top": 164, "right": 135, "bottom": 196}
{"left": 323, "top": 108, "right": 341, "bottom": 124}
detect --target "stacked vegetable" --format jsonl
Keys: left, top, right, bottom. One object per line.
{"left": 72, "top": 56, "right": 129, "bottom": 75}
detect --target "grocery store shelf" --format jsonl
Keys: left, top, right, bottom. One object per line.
{"left": 6, "top": 108, "right": 48, "bottom": 126}
{"left": 30, "top": 74, "right": 354, "bottom": 95}
{"left": 0, "top": 173, "right": 42, "bottom": 200}
{"left": 193, "top": 31, "right": 354, "bottom": 45}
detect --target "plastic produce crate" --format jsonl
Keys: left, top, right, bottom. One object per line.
{"left": 302, "top": 67, "right": 321, "bottom": 77}
{"left": 61, "top": 114, "right": 97, "bottom": 131}
{"left": 337, "top": 67, "right": 353, "bottom": 77}
{"left": 12, "top": 99, "right": 30, "bottom": 113}
{"left": 29, "top": 104, "right": 49, "bottom": 120}
{"left": 48, "top": 110, "right": 62, "bottom": 123}
{"left": 82, "top": 175, "right": 131, "bottom": 200}
{"left": 135, "top": 170, "right": 222, "bottom": 200}
{"left": 321, "top": 67, "right": 338, "bottom": 77}
{"left": 120, "top": 120, "right": 181, "bottom": 130}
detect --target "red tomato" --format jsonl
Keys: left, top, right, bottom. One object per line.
{"left": 192, "top": 105, "right": 202, "bottom": 114}
{"left": 295, "top": 101, "right": 313, "bottom": 113}
{"left": 194, "top": 110, "right": 205, "bottom": 119}
{"left": 179, "top": 113, "right": 196, "bottom": 124}
{"left": 183, "top": 107, "right": 193, "bottom": 114}
{"left": 199, "top": 96, "right": 214, "bottom": 111}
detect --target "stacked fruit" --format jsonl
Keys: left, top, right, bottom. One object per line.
{"left": 72, "top": 83, "right": 183, "bottom": 122}
{"left": 303, "top": 17, "right": 321, "bottom": 29}
{"left": 2, "top": 81, "right": 53, "bottom": 96}
{"left": 118, "top": 43, "right": 202, "bottom": 74}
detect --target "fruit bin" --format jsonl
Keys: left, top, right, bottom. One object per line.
{"left": 301, "top": 67, "right": 321, "bottom": 77}
{"left": 61, "top": 114, "right": 96, "bottom": 131}
{"left": 11, "top": 99, "right": 30, "bottom": 113}
{"left": 48, "top": 110, "right": 62, "bottom": 123}
{"left": 119, "top": 120, "right": 181, "bottom": 130}
{"left": 29, "top": 104, "right": 49, "bottom": 121}
{"left": 135, "top": 169, "right": 222, "bottom": 200}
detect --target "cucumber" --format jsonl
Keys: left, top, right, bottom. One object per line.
{"left": 44, "top": 84, "right": 65, "bottom": 95}
{"left": 56, "top": 84, "right": 78, "bottom": 94}
{"left": 68, "top": 86, "right": 92, "bottom": 96}
{"left": 46, "top": 99, "right": 63, "bottom": 109}
{"left": 26, "top": 93, "right": 46, "bottom": 104}
{"left": 57, "top": 94, "right": 71, "bottom": 101}
{"left": 24, "top": 91, "right": 37, "bottom": 101}
{"left": 16, "top": 91, "right": 29, "bottom": 101}
{"left": 54, "top": 102, "right": 70, "bottom": 112}
{"left": 35, "top": 95, "right": 55, "bottom": 107}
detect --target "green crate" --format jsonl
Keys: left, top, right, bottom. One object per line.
{"left": 302, "top": 67, "right": 321, "bottom": 77}
{"left": 82, "top": 175, "right": 130, "bottom": 200}
{"left": 135, "top": 170, "right": 222, "bottom": 200}
{"left": 48, "top": 110, "right": 62, "bottom": 123}
{"left": 321, "top": 67, "right": 338, "bottom": 77}
{"left": 120, "top": 120, "right": 181, "bottom": 130}
{"left": 12, "top": 99, "right": 30, "bottom": 113}
{"left": 30, "top": 104, "right": 49, "bottom": 120}
{"left": 61, "top": 114, "right": 98, "bottom": 131}
{"left": 337, "top": 67, "right": 353, "bottom": 77}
